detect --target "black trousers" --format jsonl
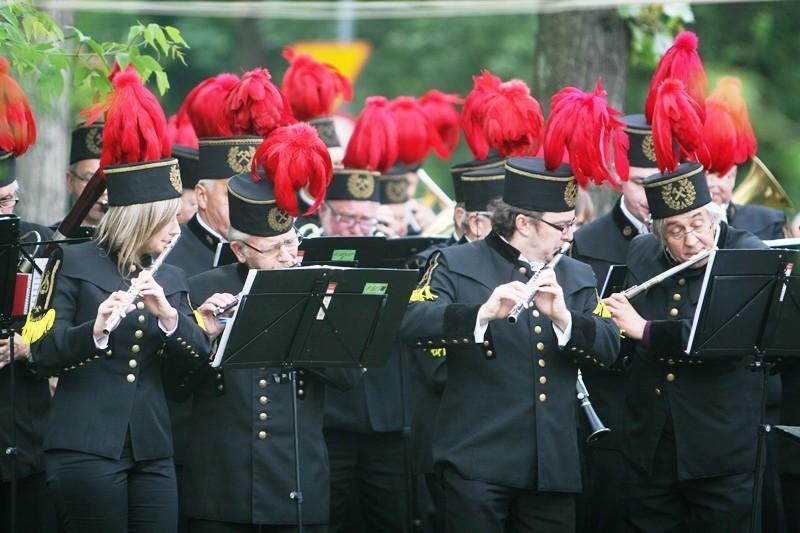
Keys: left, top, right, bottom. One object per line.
{"left": 580, "top": 446, "right": 624, "bottom": 533}
{"left": 0, "top": 471, "right": 59, "bottom": 533}
{"left": 622, "top": 431, "right": 755, "bottom": 533}
{"left": 324, "top": 429, "right": 409, "bottom": 533}
{"left": 441, "top": 466, "right": 575, "bottom": 533}
{"left": 188, "top": 518, "right": 328, "bottom": 533}
{"left": 45, "top": 447, "right": 177, "bottom": 533}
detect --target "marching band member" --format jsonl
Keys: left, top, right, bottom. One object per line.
{"left": 26, "top": 67, "right": 211, "bottom": 532}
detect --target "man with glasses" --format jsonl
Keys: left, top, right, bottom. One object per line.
{"left": 62, "top": 121, "right": 105, "bottom": 230}
{"left": 182, "top": 169, "right": 356, "bottom": 531}
{"left": 401, "top": 156, "right": 619, "bottom": 530}
{"left": 603, "top": 162, "right": 766, "bottom": 531}
{"left": 0, "top": 149, "right": 58, "bottom": 532}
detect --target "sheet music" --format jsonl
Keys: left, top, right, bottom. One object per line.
{"left": 686, "top": 249, "right": 719, "bottom": 355}
{"left": 211, "top": 268, "right": 258, "bottom": 367}
{"left": 20, "top": 258, "right": 49, "bottom": 315}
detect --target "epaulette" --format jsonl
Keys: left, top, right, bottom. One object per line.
{"left": 21, "top": 247, "right": 63, "bottom": 344}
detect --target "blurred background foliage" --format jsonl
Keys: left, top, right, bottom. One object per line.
{"left": 51, "top": 1, "right": 800, "bottom": 217}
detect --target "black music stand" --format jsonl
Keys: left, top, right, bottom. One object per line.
{"left": 683, "top": 248, "right": 800, "bottom": 533}
{"left": 298, "top": 235, "right": 386, "bottom": 267}
{"left": 380, "top": 236, "right": 449, "bottom": 269}
{"left": 213, "top": 266, "right": 418, "bottom": 531}
{"left": 600, "top": 264, "right": 627, "bottom": 299}
{"left": 0, "top": 215, "right": 20, "bottom": 533}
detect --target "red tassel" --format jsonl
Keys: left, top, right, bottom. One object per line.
{"left": 167, "top": 113, "right": 198, "bottom": 149}
{"left": 461, "top": 70, "right": 502, "bottom": 159}
{"left": 481, "top": 77, "right": 543, "bottom": 158}
{"left": 342, "top": 96, "right": 398, "bottom": 173}
{"left": 709, "top": 76, "right": 756, "bottom": 165}
{"left": 418, "top": 89, "right": 462, "bottom": 158}
{"left": 650, "top": 78, "right": 707, "bottom": 174}
{"left": 0, "top": 56, "right": 36, "bottom": 156}
{"left": 81, "top": 65, "right": 171, "bottom": 170}
{"left": 281, "top": 46, "right": 353, "bottom": 121}
{"left": 645, "top": 31, "right": 708, "bottom": 125}
{"left": 389, "top": 96, "right": 448, "bottom": 166}
{"left": 176, "top": 73, "right": 239, "bottom": 139}
{"left": 543, "top": 79, "right": 627, "bottom": 189}
{"left": 251, "top": 123, "right": 333, "bottom": 216}
{"left": 220, "top": 68, "right": 295, "bottom": 137}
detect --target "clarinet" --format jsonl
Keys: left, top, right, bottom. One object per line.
{"left": 102, "top": 234, "right": 181, "bottom": 335}
{"left": 507, "top": 242, "right": 572, "bottom": 324}
{"left": 576, "top": 370, "right": 610, "bottom": 443}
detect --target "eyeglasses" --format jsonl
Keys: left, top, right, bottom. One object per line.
{"left": 239, "top": 229, "right": 302, "bottom": 256}
{"left": 326, "top": 202, "right": 378, "bottom": 229}
{"left": 67, "top": 170, "right": 94, "bottom": 183}
{"left": 665, "top": 223, "right": 714, "bottom": 242}
{"left": 534, "top": 216, "right": 577, "bottom": 235}
{"left": 0, "top": 197, "right": 19, "bottom": 209}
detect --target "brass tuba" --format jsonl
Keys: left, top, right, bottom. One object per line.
{"left": 732, "top": 156, "right": 794, "bottom": 210}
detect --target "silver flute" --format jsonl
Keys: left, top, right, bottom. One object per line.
{"left": 507, "top": 242, "right": 572, "bottom": 324}
{"left": 102, "top": 234, "right": 181, "bottom": 335}
{"left": 622, "top": 246, "right": 717, "bottom": 299}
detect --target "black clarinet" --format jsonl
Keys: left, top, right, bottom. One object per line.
{"left": 576, "top": 370, "right": 610, "bottom": 443}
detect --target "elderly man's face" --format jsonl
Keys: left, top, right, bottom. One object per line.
{"left": 661, "top": 207, "right": 716, "bottom": 267}
{"left": 705, "top": 165, "right": 737, "bottom": 206}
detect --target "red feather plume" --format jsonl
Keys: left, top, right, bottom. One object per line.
{"left": 418, "top": 89, "right": 462, "bottom": 158}
{"left": 543, "top": 79, "right": 628, "bottom": 189}
{"left": 176, "top": 73, "right": 239, "bottom": 139}
{"left": 219, "top": 68, "right": 295, "bottom": 137}
{"left": 461, "top": 70, "right": 502, "bottom": 159}
{"left": 645, "top": 31, "right": 708, "bottom": 125}
{"left": 342, "top": 96, "right": 399, "bottom": 173}
{"left": 480, "top": 77, "right": 543, "bottom": 158}
{"left": 389, "top": 96, "right": 448, "bottom": 166}
{"left": 167, "top": 113, "right": 198, "bottom": 148}
{"left": 281, "top": 46, "right": 353, "bottom": 121}
{"left": 709, "top": 76, "right": 756, "bottom": 164}
{"left": 81, "top": 65, "right": 171, "bottom": 171}
{"left": 701, "top": 99, "right": 738, "bottom": 176}
{"left": 650, "top": 78, "right": 708, "bottom": 174}
{"left": 0, "top": 56, "right": 36, "bottom": 156}
{"left": 251, "top": 122, "right": 333, "bottom": 216}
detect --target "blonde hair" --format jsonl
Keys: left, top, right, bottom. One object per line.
{"left": 94, "top": 198, "right": 180, "bottom": 277}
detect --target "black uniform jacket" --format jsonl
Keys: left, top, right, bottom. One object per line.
{"left": 185, "top": 263, "right": 358, "bottom": 525}
{"left": 0, "top": 221, "right": 55, "bottom": 482}
{"left": 401, "top": 232, "right": 620, "bottom": 492}
{"left": 728, "top": 202, "right": 787, "bottom": 240}
{"left": 621, "top": 223, "right": 767, "bottom": 480}
{"left": 571, "top": 199, "right": 642, "bottom": 450}
{"left": 31, "top": 241, "right": 210, "bottom": 461}
{"left": 166, "top": 214, "right": 236, "bottom": 278}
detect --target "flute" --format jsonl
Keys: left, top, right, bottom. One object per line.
{"left": 212, "top": 294, "right": 241, "bottom": 317}
{"left": 507, "top": 242, "right": 572, "bottom": 324}
{"left": 102, "top": 234, "right": 181, "bottom": 335}
{"left": 622, "top": 246, "right": 717, "bottom": 300}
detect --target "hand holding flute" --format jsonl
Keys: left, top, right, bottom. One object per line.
{"left": 195, "top": 293, "right": 240, "bottom": 340}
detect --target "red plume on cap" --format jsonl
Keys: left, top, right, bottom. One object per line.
{"left": 251, "top": 122, "right": 333, "bottom": 216}
{"left": 388, "top": 96, "right": 448, "bottom": 166}
{"left": 543, "top": 79, "right": 629, "bottom": 189}
{"left": 220, "top": 68, "right": 295, "bottom": 137}
{"left": 650, "top": 78, "right": 708, "bottom": 174}
{"left": 701, "top": 99, "right": 739, "bottom": 176}
{"left": 81, "top": 65, "right": 170, "bottom": 170}
{"left": 0, "top": 56, "right": 36, "bottom": 156}
{"left": 281, "top": 46, "right": 353, "bottom": 121}
{"left": 481, "top": 77, "right": 543, "bottom": 158}
{"left": 709, "top": 76, "right": 756, "bottom": 165}
{"left": 167, "top": 113, "right": 198, "bottom": 148}
{"left": 176, "top": 73, "right": 240, "bottom": 139}
{"left": 418, "top": 89, "right": 462, "bottom": 158}
{"left": 461, "top": 70, "right": 502, "bottom": 159}
{"left": 645, "top": 31, "right": 708, "bottom": 125}
{"left": 342, "top": 96, "right": 399, "bottom": 173}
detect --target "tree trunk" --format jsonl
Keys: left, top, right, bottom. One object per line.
{"left": 533, "top": 9, "right": 630, "bottom": 216}
{"left": 16, "top": 3, "right": 72, "bottom": 227}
